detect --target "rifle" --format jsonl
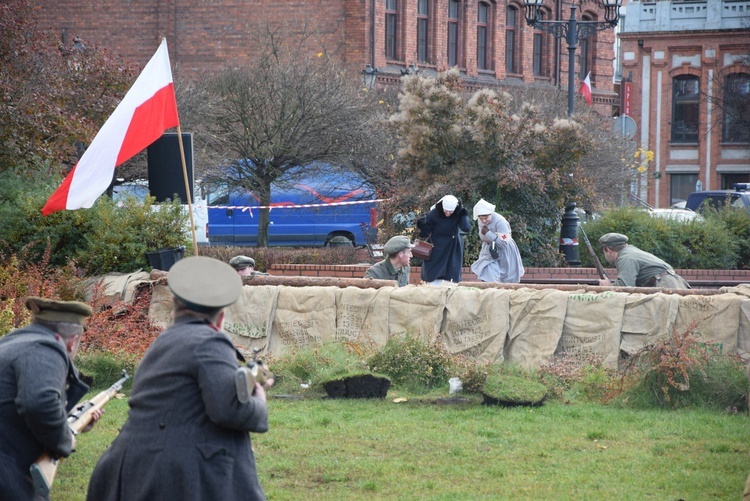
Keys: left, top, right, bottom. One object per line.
{"left": 578, "top": 223, "right": 610, "bottom": 282}
{"left": 30, "top": 370, "right": 129, "bottom": 497}
{"left": 236, "top": 348, "right": 273, "bottom": 403}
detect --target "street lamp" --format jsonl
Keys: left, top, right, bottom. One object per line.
{"left": 523, "top": 0, "right": 622, "bottom": 116}
{"left": 362, "top": 64, "right": 379, "bottom": 89}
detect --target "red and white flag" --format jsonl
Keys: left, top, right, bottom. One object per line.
{"left": 579, "top": 71, "right": 593, "bottom": 105}
{"left": 42, "top": 39, "right": 179, "bottom": 215}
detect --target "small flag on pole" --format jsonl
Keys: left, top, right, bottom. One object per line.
{"left": 579, "top": 71, "right": 593, "bottom": 105}
{"left": 42, "top": 39, "right": 180, "bottom": 215}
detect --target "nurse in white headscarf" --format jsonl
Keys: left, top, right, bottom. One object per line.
{"left": 416, "top": 195, "right": 471, "bottom": 285}
{"left": 470, "top": 198, "right": 525, "bottom": 284}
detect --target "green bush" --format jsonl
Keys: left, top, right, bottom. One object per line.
{"left": 0, "top": 167, "right": 190, "bottom": 275}
{"left": 367, "top": 335, "right": 454, "bottom": 392}
{"left": 580, "top": 207, "right": 738, "bottom": 270}
{"left": 77, "top": 194, "right": 189, "bottom": 275}
{"left": 618, "top": 328, "right": 748, "bottom": 411}
{"left": 701, "top": 205, "right": 750, "bottom": 270}
{"left": 74, "top": 350, "right": 137, "bottom": 392}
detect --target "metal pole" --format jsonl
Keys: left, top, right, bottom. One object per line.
{"left": 567, "top": 5, "right": 578, "bottom": 116}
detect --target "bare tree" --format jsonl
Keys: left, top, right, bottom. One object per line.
{"left": 194, "top": 26, "right": 385, "bottom": 246}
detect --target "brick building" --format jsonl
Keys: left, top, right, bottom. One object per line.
{"left": 33, "top": 0, "right": 618, "bottom": 112}
{"left": 619, "top": 0, "right": 750, "bottom": 208}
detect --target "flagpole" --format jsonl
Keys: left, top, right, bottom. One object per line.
{"left": 176, "top": 125, "right": 199, "bottom": 256}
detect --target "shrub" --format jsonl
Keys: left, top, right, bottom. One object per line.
{"left": 0, "top": 168, "right": 191, "bottom": 275}
{"left": 538, "top": 355, "right": 624, "bottom": 403}
{"left": 0, "top": 249, "right": 86, "bottom": 334}
{"left": 367, "top": 335, "right": 454, "bottom": 392}
{"left": 619, "top": 327, "right": 748, "bottom": 410}
{"left": 701, "top": 205, "right": 750, "bottom": 270}
{"left": 580, "top": 207, "right": 738, "bottom": 270}
{"left": 77, "top": 195, "right": 190, "bottom": 275}
{"left": 75, "top": 350, "right": 137, "bottom": 392}
{"left": 81, "top": 284, "right": 161, "bottom": 358}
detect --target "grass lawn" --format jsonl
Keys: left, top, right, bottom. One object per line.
{"left": 55, "top": 392, "right": 749, "bottom": 500}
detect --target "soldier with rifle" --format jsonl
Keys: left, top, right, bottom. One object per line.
{"left": 87, "top": 256, "right": 274, "bottom": 501}
{"left": 0, "top": 296, "right": 102, "bottom": 500}
{"left": 597, "top": 233, "right": 690, "bottom": 289}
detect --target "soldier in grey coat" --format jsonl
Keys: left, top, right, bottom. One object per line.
{"left": 364, "top": 235, "right": 415, "bottom": 287}
{"left": 598, "top": 233, "right": 691, "bottom": 289}
{"left": 0, "top": 297, "right": 97, "bottom": 500}
{"left": 87, "top": 256, "right": 273, "bottom": 501}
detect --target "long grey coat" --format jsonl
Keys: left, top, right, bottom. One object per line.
{"left": 470, "top": 212, "right": 525, "bottom": 283}
{"left": 0, "top": 325, "right": 88, "bottom": 501}
{"left": 86, "top": 317, "right": 269, "bottom": 501}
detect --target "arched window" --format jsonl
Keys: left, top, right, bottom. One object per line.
{"left": 385, "top": 0, "right": 399, "bottom": 60}
{"left": 506, "top": 5, "right": 518, "bottom": 74}
{"left": 578, "top": 15, "right": 595, "bottom": 80}
{"left": 671, "top": 75, "right": 700, "bottom": 143}
{"left": 417, "top": 0, "right": 431, "bottom": 64}
{"left": 477, "top": 2, "right": 492, "bottom": 70}
{"left": 447, "top": 0, "right": 461, "bottom": 67}
{"left": 532, "top": 9, "right": 549, "bottom": 77}
{"left": 722, "top": 73, "right": 750, "bottom": 143}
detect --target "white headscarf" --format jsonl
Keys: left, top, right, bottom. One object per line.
{"left": 472, "top": 198, "right": 496, "bottom": 220}
{"left": 439, "top": 195, "right": 458, "bottom": 212}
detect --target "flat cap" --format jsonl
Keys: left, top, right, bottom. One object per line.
{"left": 169, "top": 256, "right": 243, "bottom": 312}
{"left": 25, "top": 297, "right": 92, "bottom": 325}
{"left": 384, "top": 235, "right": 415, "bottom": 255}
{"left": 599, "top": 233, "right": 629, "bottom": 246}
{"left": 229, "top": 255, "right": 255, "bottom": 270}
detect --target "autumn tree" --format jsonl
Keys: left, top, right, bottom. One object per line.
{"left": 188, "top": 27, "right": 388, "bottom": 247}
{"left": 388, "top": 70, "right": 635, "bottom": 266}
{"left": 0, "top": 0, "right": 136, "bottom": 178}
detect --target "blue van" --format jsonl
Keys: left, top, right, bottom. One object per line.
{"left": 206, "top": 173, "right": 378, "bottom": 247}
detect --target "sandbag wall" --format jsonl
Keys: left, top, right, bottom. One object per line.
{"left": 187, "top": 283, "right": 750, "bottom": 369}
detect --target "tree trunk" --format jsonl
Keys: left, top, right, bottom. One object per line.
{"left": 257, "top": 180, "right": 272, "bottom": 247}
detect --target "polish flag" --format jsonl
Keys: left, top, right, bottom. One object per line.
{"left": 42, "top": 39, "right": 179, "bottom": 215}
{"left": 579, "top": 71, "right": 593, "bottom": 105}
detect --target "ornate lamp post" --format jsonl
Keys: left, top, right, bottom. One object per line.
{"left": 523, "top": 0, "right": 622, "bottom": 116}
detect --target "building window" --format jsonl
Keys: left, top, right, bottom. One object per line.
{"left": 477, "top": 2, "right": 491, "bottom": 70}
{"left": 722, "top": 173, "right": 750, "bottom": 189}
{"left": 417, "top": 0, "right": 430, "bottom": 64}
{"left": 722, "top": 73, "right": 750, "bottom": 143}
{"left": 671, "top": 75, "right": 700, "bottom": 143}
{"left": 532, "top": 10, "right": 548, "bottom": 77}
{"left": 386, "top": 0, "right": 398, "bottom": 60}
{"left": 448, "top": 0, "right": 460, "bottom": 67}
{"left": 578, "top": 16, "right": 594, "bottom": 80}
{"left": 506, "top": 5, "right": 518, "bottom": 74}
{"left": 670, "top": 173, "right": 698, "bottom": 207}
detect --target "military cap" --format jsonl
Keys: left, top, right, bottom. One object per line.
{"left": 599, "top": 233, "right": 629, "bottom": 246}
{"left": 169, "top": 256, "right": 242, "bottom": 312}
{"left": 384, "top": 235, "right": 415, "bottom": 255}
{"left": 25, "top": 297, "right": 92, "bottom": 325}
{"left": 229, "top": 255, "right": 255, "bottom": 270}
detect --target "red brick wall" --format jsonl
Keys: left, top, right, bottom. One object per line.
{"left": 34, "top": 0, "right": 617, "bottom": 105}
{"left": 269, "top": 263, "right": 750, "bottom": 288}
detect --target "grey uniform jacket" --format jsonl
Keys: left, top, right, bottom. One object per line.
{"left": 0, "top": 325, "right": 89, "bottom": 501}
{"left": 613, "top": 245, "right": 690, "bottom": 289}
{"left": 364, "top": 259, "right": 410, "bottom": 287}
{"left": 87, "top": 317, "right": 269, "bottom": 501}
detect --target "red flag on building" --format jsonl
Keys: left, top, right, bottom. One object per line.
{"left": 579, "top": 71, "right": 593, "bottom": 105}
{"left": 42, "top": 39, "right": 180, "bottom": 215}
